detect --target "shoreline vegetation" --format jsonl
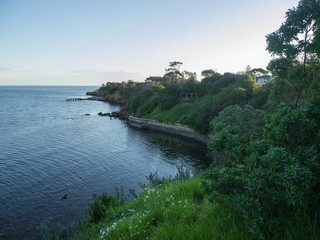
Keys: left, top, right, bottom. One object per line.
{"left": 46, "top": 1, "right": 320, "bottom": 239}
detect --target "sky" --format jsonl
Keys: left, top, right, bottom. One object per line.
{"left": 0, "top": 0, "right": 300, "bottom": 86}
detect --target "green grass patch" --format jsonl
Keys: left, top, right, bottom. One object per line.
{"left": 144, "top": 103, "right": 194, "bottom": 125}
{"left": 76, "top": 177, "right": 251, "bottom": 240}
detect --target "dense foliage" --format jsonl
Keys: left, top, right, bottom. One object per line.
{"left": 97, "top": 69, "right": 266, "bottom": 133}
{"left": 204, "top": 100, "right": 320, "bottom": 239}
{"left": 210, "top": 104, "right": 265, "bottom": 141}
{"left": 266, "top": 0, "right": 320, "bottom": 107}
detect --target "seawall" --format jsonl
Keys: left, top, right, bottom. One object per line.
{"left": 127, "top": 116, "right": 212, "bottom": 144}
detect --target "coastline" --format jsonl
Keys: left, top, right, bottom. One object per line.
{"left": 86, "top": 90, "right": 212, "bottom": 144}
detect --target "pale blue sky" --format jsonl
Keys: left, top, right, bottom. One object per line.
{"left": 0, "top": 0, "right": 299, "bottom": 85}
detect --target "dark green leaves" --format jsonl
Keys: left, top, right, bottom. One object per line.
{"left": 204, "top": 101, "right": 320, "bottom": 238}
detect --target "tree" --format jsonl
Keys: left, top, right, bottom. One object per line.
{"left": 181, "top": 79, "right": 198, "bottom": 93}
{"left": 266, "top": 0, "right": 320, "bottom": 106}
{"left": 182, "top": 71, "right": 197, "bottom": 82}
{"left": 159, "top": 84, "right": 180, "bottom": 110}
{"left": 201, "top": 69, "right": 216, "bottom": 78}
{"left": 165, "top": 61, "right": 183, "bottom": 74}
{"left": 245, "top": 65, "right": 251, "bottom": 74}
{"left": 163, "top": 61, "right": 184, "bottom": 85}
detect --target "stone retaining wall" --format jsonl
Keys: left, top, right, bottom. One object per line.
{"left": 127, "top": 116, "right": 211, "bottom": 143}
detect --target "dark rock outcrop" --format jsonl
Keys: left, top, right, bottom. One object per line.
{"left": 98, "top": 112, "right": 108, "bottom": 116}
{"left": 111, "top": 111, "right": 119, "bottom": 118}
{"left": 86, "top": 90, "right": 101, "bottom": 96}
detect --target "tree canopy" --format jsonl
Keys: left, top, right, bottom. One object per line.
{"left": 266, "top": 0, "right": 320, "bottom": 106}
{"left": 201, "top": 69, "right": 216, "bottom": 78}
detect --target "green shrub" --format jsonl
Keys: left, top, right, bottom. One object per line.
{"left": 210, "top": 104, "right": 266, "bottom": 140}
{"left": 204, "top": 101, "right": 320, "bottom": 239}
{"left": 88, "top": 194, "right": 116, "bottom": 224}
{"left": 136, "top": 96, "right": 159, "bottom": 116}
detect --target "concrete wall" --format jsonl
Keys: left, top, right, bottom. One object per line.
{"left": 127, "top": 116, "right": 211, "bottom": 143}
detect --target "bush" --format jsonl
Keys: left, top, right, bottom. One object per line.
{"left": 203, "top": 101, "right": 320, "bottom": 239}
{"left": 210, "top": 104, "right": 266, "bottom": 141}
{"left": 136, "top": 96, "right": 159, "bottom": 116}
{"left": 87, "top": 194, "right": 116, "bottom": 224}
{"left": 159, "top": 84, "right": 180, "bottom": 110}
{"left": 159, "top": 95, "right": 178, "bottom": 110}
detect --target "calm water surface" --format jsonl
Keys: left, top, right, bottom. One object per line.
{"left": 0, "top": 86, "right": 210, "bottom": 239}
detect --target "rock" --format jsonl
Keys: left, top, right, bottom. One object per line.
{"left": 119, "top": 108, "right": 129, "bottom": 120}
{"left": 61, "top": 194, "right": 68, "bottom": 200}
{"left": 111, "top": 111, "right": 120, "bottom": 118}
{"left": 0, "top": 232, "right": 7, "bottom": 238}
{"left": 97, "top": 112, "right": 108, "bottom": 116}
{"left": 86, "top": 91, "right": 99, "bottom": 96}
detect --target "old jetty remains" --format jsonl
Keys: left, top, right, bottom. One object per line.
{"left": 66, "top": 96, "right": 104, "bottom": 102}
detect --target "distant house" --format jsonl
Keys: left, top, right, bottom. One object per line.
{"left": 256, "top": 75, "right": 273, "bottom": 84}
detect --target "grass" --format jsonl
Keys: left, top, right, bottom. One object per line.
{"left": 76, "top": 176, "right": 251, "bottom": 240}
{"left": 46, "top": 172, "right": 320, "bottom": 239}
{"left": 144, "top": 103, "right": 194, "bottom": 125}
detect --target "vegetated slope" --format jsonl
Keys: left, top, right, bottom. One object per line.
{"left": 97, "top": 72, "right": 271, "bottom": 134}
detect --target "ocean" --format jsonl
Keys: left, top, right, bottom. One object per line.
{"left": 0, "top": 86, "right": 210, "bottom": 239}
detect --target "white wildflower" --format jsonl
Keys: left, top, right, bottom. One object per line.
{"left": 147, "top": 188, "right": 155, "bottom": 194}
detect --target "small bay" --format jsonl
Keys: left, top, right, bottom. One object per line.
{"left": 0, "top": 86, "right": 210, "bottom": 239}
